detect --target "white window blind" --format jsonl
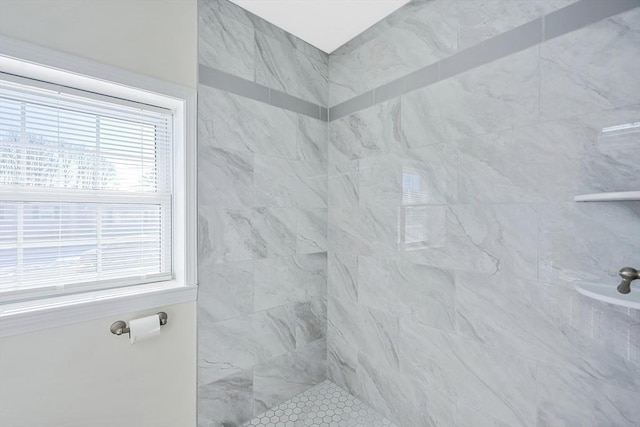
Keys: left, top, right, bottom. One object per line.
{"left": 0, "top": 76, "right": 173, "bottom": 302}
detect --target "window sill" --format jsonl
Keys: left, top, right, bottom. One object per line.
{"left": 0, "top": 281, "right": 197, "bottom": 338}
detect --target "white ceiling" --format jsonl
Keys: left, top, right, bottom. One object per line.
{"left": 229, "top": 0, "right": 410, "bottom": 53}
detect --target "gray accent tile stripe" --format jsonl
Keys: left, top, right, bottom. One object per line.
{"left": 320, "top": 107, "right": 328, "bottom": 122}
{"left": 328, "top": 0, "right": 639, "bottom": 121}
{"left": 374, "top": 75, "right": 407, "bottom": 105}
{"left": 328, "top": 90, "right": 374, "bottom": 121}
{"left": 269, "top": 89, "right": 320, "bottom": 118}
{"left": 544, "top": 0, "right": 640, "bottom": 41}
{"left": 371, "top": 62, "right": 440, "bottom": 106}
{"left": 440, "top": 18, "right": 542, "bottom": 79}
{"left": 199, "top": 65, "right": 269, "bottom": 103}
{"left": 199, "top": 0, "right": 639, "bottom": 122}
{"left": 401, "top": 62, "right": 441, "bottom": 96}
{"left": 198, "top": 64, "right": 326, "bottom": 120}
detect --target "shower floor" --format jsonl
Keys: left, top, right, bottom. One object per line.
{"left": 243, "top": 380, "right": 398, "bottom": 427}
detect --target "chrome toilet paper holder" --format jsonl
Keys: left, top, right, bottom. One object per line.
{"left": 110, "top": 312, "right": 168, "bottom": 336}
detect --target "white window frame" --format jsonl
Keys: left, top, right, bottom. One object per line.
{"left": 0, "top": 37, "right": 197, "bottom": 337}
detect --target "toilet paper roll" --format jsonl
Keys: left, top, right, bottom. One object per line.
{"left": 129, "top": 314, "right": 161, "bottom": 344}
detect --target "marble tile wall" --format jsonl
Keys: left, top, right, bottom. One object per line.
{"left": 198, "top": 0, "right": 640, "bottom": 426}
{"left": 197, "top": 1, "right": 328, "bottom": 426}
{"left": 327, "top": 3, "right": 640, "bottom": 427}
{"left": 329, "top": 0, "right": 579, "bottom": 106}
{"left": 199, "top": 0, "right": 328, "bottom": 106}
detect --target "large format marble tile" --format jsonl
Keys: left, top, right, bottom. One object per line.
{"left": 455, "top": 271, "right": 640, "bottom": 392}
{"left": 457, "top": 0, "right": 577, "bottom": 50}
{"left": 297, "top": 115, "right": 327, "bottom": 166}
{"left": 328, "top": 99, "right": 401, "bottom": 175}
{"left": 251, "top": 208, "right": 297, "bottom": 258}
{"left": 396, "top": 205, "right": 447, "bottom": 252}
{"left": 456, "top": 403, "right": 517, "bottom": 427}
{"left": 326, "top": 324, "right": 359, "bottom": 395}
{"left": 572, "top": 105, "right": 640, "bottom": 193}
{"left": 326, "top": 297, "right": 361, "bottom": 351}
{"left": 253, "top": 253, "right": 327, "bottom": 312}
{"left": 328, "top": 173, "right": 359, "bottom": 207}
{"left": 537, "top": 366, "right": 640, "bottom": 427}
{"left": 208, "top": 0, "right": 328, "bottom": 67}
{"left": 249, "top": 9, "right": 328, "bottom": 67}
{"left": 198, "top": 304, "right": 307, "bottom": 386}
{"left": 199, "top": 86, "right": 298, "bottom": 159}
{"left": 253, "top": 339, "right": 327, "bottom": 414}
{"left": 199, "top": 315, "right": 257, "bottom": 384}
{"left": 356, "top": 352, "right": 456, "bottom": 427}
{"left": 198, "top": 260, "right": 253, "bottom": 323}
{"left": 254, "top": 156, "right": 327, "bottom": 208}
{"left": 399, "top": 322, "right": 537, "bottom": 427}
{"left": 198, "top": 205, "right": 258, "bottom": 264}
{"left": 255, "top": 32, "right": 328, "bottom": 106}
{"left": 458, "top": 105, "right": 640, "bottom": 203}
{"left": 358, "top": 144, "right": 458, "bottom": 207}
{"left": 295, "top": 208, "right": 327, "bottom": 254}
{"left": 328, "top": 207, "right": 400, "bottom": 259}
{"left": 358, "top": 256, "right": 456, "bottom": 331}
{"left": 327, "top": 251, "right": 358, "bottom": 303}
{"left": 327, "top": 296, "right": 400, "bottom": 373}
{"left": 402, "top": 204, "right": 538, "bottom": 280}
{"left": 537, "top": 202, "right": 640, "bottom": 285}
{"left": 198, "top": 369, "right": 254, "bottom": 427}
{"left": 401, "top": 46, "right": 539, "bottom": 148}
{"left": 198, "top": 145, "right": 255, "bottom": 208}
{"left": 198, "top": 4, "right": 255, "bottom": 80}
{"left": 206, "top": 0, "right": 254, "bottom": 28}
{"left": 200, "top": 205, "right": 319, "bottom": 264}
{"left": 252, "top": 304, "right": 297, "bottom": 362}
{"left": 293, "top": 297, "right": 327, "bottom": 347}
{"left": 357, "top": 306, "right": 400, "bottom": 372}
{"left": 540, "top": 8, "right": 640, "bottom": 121}
{"left": 329, "top": 0, "right": 457, "bottom": 105}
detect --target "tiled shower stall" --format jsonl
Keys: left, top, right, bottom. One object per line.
{"left": 196, "top": 0, "right": 640, "bottom": 426}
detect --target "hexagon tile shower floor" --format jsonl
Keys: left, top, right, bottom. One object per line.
{"left": 243, "top": 381, "right": 398, "bottom": 427}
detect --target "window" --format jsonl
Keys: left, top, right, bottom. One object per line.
{"left": 0, "top": 76, "right": 174, "bottom": 302}
{"left": 0, "top": 40, "right": 196, "bottom": 335}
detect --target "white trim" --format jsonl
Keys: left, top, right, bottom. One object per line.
{"left": 0, "top": 36, "right": 195, "bottom": 107}
{"left": 0, "top": 282, "right": 198, "bottom": 338}
{"left": 0, "top": 36, "right": 198, "bottom": 334}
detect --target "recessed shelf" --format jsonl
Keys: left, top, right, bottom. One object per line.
{"left": 575, "top": 282, "right": 640, "bottom": 310}
{"left": 574, "top": 191, "right": 640, "bottom": 202}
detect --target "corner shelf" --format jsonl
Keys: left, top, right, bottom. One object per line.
{"left": 572, "top": 190, "right": 640, "bottom": 308}
{"left": 575, "top": 283, "right": 640, "bottom": 310}
{"left": 574, "top": 191, "right": 640, "bottom": 202}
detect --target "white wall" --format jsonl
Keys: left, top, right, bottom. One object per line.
{"left": 0, "top": 0, "right": 197, "bottom": 88}
{"left": 0, "top": 302, "right": 197, "bottom": 427}
{"left": 0, "top": 1, "right": 198, "bottom": 426}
